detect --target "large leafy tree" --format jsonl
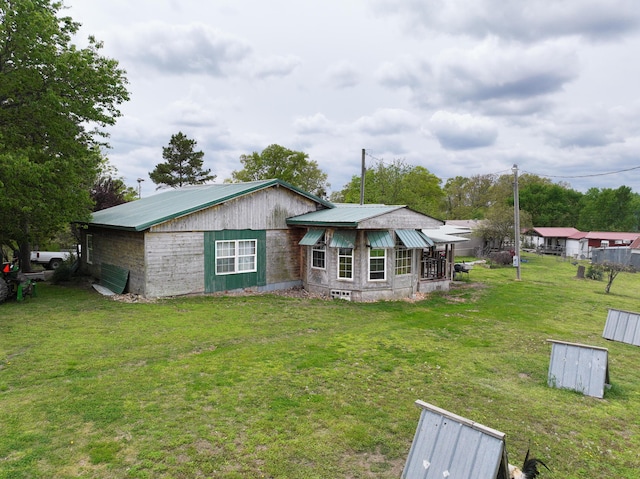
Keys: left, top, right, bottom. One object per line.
{"left": 0, "top": 0, "right": 129, "bottom": 270}
{"left": 149, "top": 132, "right": 215, "bottom": 189}
{"left": 331, "top": 159, "right": 444, "bottom": 217}
{"left": 518, "top": 178, "right": 582, "bottom": 227}
{"left": 443, "top": 174, "right": 496, "bottom": 219}
{"left": 228, "top": 144, "right": 329, "bottom": 198}
{"left": 577, "top": 186, "right": 640, "bottom": 231}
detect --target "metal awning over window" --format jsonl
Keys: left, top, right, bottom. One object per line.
{"left": 299, "top": 228, "right": 325, "bottom": 246}
{"left": 329, "top": 230, "right": 357, "bottom": 248}
{"left": 396, "top": 229, "right": 434, "bottom": 248}
{"left": 366, "top": 230, "right": 395, "bottom": 248}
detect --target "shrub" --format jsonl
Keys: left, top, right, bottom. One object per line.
{"left": 51, "top": 255, "right": 76, "bottom": 284}
{"left": 586, "top": 264, "right": 603, "bottom": 281}
{"left": 488, "top": 251, "right": 513, "bottom": 266}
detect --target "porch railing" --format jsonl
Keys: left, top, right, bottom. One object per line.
{"left": 421, "top": 257, "right": 447, "bottom": 280}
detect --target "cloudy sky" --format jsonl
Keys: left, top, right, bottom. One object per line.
{"left": 66, "top": 0, "right": 640, "bottom": 198}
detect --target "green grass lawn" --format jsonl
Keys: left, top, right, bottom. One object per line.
{"left": 1, "top": 255, "right": 639, "bottom": 478}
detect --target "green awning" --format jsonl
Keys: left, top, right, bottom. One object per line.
{"left": 299, "top": 228, "right": 325, "bottom": 246}
{"left": 367, "top": 230, "right": 395, "bottom": 248}
{"left": 396, "top": 229, "right": 434, "bottom": 248}
{"left": 329, "top": 230, "right": 357, "bottom": 248}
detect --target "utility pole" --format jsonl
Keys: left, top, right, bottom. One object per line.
{"left": 137, "top": 178, "right": 144, "bottom": 199}
{"left": 512, "top": 164, "right": 521, "bottom": 280}
{"left": 360, "top": 148, "right": 365, "bottom": 205}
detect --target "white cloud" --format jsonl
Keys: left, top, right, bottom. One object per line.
{"left": 372, "top": 0, "right": 640, "bottom": 42}
{"left": 323, "top": 61, "right": 361, "bottom": 89}
{"left": 114, "top": 22, "right": 251, "bottom": 76}
{"left": 428, "top": 111, "right": 499, "bottom": 150}
{"left": 354, "top": 109, "right": 420, "bottom": 135}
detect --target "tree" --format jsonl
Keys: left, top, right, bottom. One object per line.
{"left": 228, "top": 144, "right": 329, "bottom": 197}
{"left": 577, "top": 186, "right": 640, "bottom": 232}
{"left": 474, "top": 203, "right": 532, "bottom": 254}
{"left": 597, "top": 262, "right": 636, "bottom": 294}
{"left": 0, "top": 0, "right": 130, "bottom": 271}
{"left": 149, "top": 132, "right": 215, "bottom": 189}
{"left": 331, "top": 159, "right": 444, "bottom": 217}
{"left": 443, "top": 174, "right": 496, "bottom": 219}
{"left": 518, "top": 178, "right": 582, "bottom": 227}
{"left": 91, "top": 157, "right": 137, "bottom": 211}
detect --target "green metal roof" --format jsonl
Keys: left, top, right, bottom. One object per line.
{"left": 299, "top": 228, "right": 325, "bottom": 246}
{"left": 87, "top": 179, "right": 332, "bottom": 231}
{"left": 396, "top": 229, "right": 434, "bottom": 248}
{"left": 366, "top": 231, "right": 395, "bottom": 248}
{"left": 287, "top": 204, "right": 404, "bottom": 227}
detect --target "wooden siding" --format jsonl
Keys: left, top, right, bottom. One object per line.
{"left": 150, "top": 187, "right": 320, "bottom": 233}
{"left": 145, "top": 232, "right": 205, "bottom": 297}
{"left": 266, "top": 229, "right": 303, "bottom": 285}
{"left": 83, "top": 228, "right": 145, "bottom": 295}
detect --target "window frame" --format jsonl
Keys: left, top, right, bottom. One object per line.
{"left": 337, "top": 247, "right": 354, "bottom": 280}
{"left": 86, "top": 234, "right": 94, "bottom": 265}
{"left": 215, "top": 239, "right": 258, "bottom": 275}
{"left": 368, "top": 248, "right": 386, "bottom": 281}
{"left": 311, "top": 234, "right": 326, "bottom": 270}
{"left": 395, "top": 242, "right": 412, "bottom": 276}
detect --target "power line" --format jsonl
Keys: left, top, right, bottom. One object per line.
{"left": 522, "top": 165, "right": 640, "bottom": 179}
{"left": 364, "top": 149, "right": 640, "bottom": 181}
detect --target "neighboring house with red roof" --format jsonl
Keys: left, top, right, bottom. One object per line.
{"left": 523, "top": 227, "right": 586, "bottom": 257}
{"left": 524, "top": 228, "right": 640, "bottom": 259}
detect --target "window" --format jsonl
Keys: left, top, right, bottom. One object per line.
{"left": 369, "top": 248, "right": 386, "bottom": 280}
{"left": 86, "top": 234, "right": 93, "bottom": 265}
{"left": 216, "top": 239, "right": 257, "bottom": 275}
{"left": 338, "top": 247, "right": 353, "bottom": 280}
{"left": 395, "top": 244, "right": 412, "bottom": 275}
{"left": 311, "top": 234, "right": 326, "bottom": 269}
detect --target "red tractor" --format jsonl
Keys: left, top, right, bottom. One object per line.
{"left": 0, "top": 258, "right": 36, "bottom": 303}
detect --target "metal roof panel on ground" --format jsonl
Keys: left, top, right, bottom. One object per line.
{"left": 87, "top": 180, "right": 332, "bottom": 231}
{"left": 287, "top": 204, "right": 405, "bottom": 227}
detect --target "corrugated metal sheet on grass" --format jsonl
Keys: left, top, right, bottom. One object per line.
{"left": 547, "top": 340, "right": 610, "bottom": 399}
{"left": 603, "top": 308, "right": 640, "bottom": 347}
{"left": 402, "top": 400, "right": 508, "bottom": 479}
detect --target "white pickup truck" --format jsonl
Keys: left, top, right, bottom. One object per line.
{"left": 30, "top": 249, "right": 77, "bottom": 270}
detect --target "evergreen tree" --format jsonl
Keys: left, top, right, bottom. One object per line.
{"left": 149, "top": 132, "right": 215, "bottom": 188}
